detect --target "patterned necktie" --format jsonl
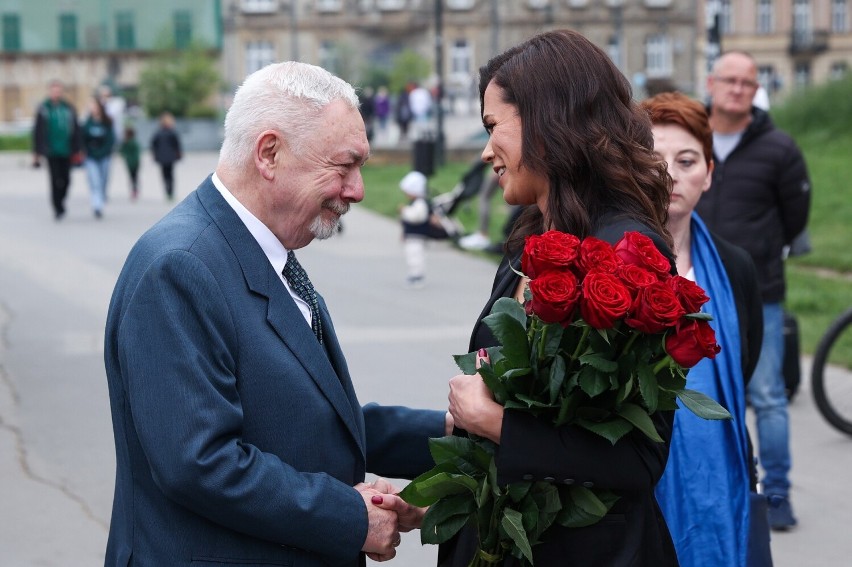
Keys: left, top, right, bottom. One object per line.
{"left": 283, "top": 250, "right": 323, "bottom": 344}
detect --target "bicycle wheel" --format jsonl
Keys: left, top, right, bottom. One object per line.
{"left": 811, "top": 308, "right": 852, "bottom": 436}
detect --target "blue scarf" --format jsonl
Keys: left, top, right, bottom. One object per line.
{"left": 655, "top": 214, "right": 751, "bottom": 567}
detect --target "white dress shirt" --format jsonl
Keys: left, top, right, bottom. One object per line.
{"left": 211, "top": 173, "right": 313, "bottom": 328}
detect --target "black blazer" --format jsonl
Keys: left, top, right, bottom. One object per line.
{"left": 439, "top": 215, "right": 680, "bottom": 567}
{"left": 710, "top": 231, "right": 764, "bottom": 490}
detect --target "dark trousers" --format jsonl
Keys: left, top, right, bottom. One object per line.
{"left": 160, "top": 163, "right": 175, "bottom": 198}
{"left": 127, "top": 165, "right": 139, "bottom": 193}
{"left": 47, "top": 156, "right": 72, "bottom": 217}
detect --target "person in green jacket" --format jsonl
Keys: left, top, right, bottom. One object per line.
{"left": 119, "top": 126, "right": 141, "bottom": 201}
{"left": 32, "top": 80, "right": 82, "bottom": 220}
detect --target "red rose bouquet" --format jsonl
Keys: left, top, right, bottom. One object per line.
{"left": 400, "top": 230, "right": 729, "bottom": 566}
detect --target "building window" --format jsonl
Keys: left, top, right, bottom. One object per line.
{"left": 2, "top": 13, "right": 21, "bottom": 51}
{"left": 447, "top": 0, "right": 475, "bottom": 9}
{"left": 376, "top": 0, "right": 406, "bottom": 10}
{"left": 527, "top": 0, "right": 550, "bottom": 8}
{"left": 794, "top": 61, "right": 811, "bottom": 88}
{"left": 607, "top": 34, "right": 622, "bottom": 70}
{"left": 450, "top": 39, "right": 472, "bottom": 79}
{"left": 757, "top": 0, "right": 773, "bottom": 34}
{"left": 316, "top": 0, "right": 343, "bottom": 11}
{"left": 831, "top": 61, "right": 848, "bottom": 79}
{"left": 833, "top": 0, "right": 848, "bottom": 32}
{"left": 566, "top": 0, "right": 589, "bottom": 7}
{"left": 116, "top": 11, "right": 135, "bottom": 50}
{"left": 319, "top": 40, "right": 339, "bottom": 75}
{"left": 174, "top": 10, "right": 192, "bottom": 49}
{"left": 59, "top": 13, "right": 78, "bottom": 51}
{"left": 246, "top": 40, "right": 276, "bottom": 75}
{"left": 793, "top": 0, "right": 812, "bottom": 37}
{"left": 645, "top": 34, "right": 672, "bottom": 78}
{"left": 757, "top": 64, "right": 776, "bottom": 91}
{"left": 241, "top": 0, "right": 277, "bottom": 13}
{"left": 719, "top": 0, "right": 733, "bottom": 34}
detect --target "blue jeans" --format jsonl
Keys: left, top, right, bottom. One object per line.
{"left": 749, "top": 303, "right": 792, "bottom": 496}
{"left": 85, "top": 156, "right": 111, "bottom": 213}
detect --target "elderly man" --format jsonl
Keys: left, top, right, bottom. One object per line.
{"left": 104, "top": 62, "right": 449, "bottom": 566}
{"left": 696, "top": 50, "right": 811, "bottom": 531}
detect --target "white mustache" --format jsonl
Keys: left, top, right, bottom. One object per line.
{"left": 323, "top": 200, "right": 350, "bottom": 216}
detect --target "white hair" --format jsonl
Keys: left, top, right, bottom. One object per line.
{"left": 219, "top": 61, "right": 359, "bottom": 169}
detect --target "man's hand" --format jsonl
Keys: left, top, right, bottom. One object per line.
{"left": 355, "top": 483, "right": 400, "bottom": 562}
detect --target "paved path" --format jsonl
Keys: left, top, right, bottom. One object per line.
{"left": 0, "top": 150, "right": 850, "bottom": 566}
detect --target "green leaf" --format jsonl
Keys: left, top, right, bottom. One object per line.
{"left": 616, "top": 375, "right": 633, "bottom": 404}
{"left": 579, "top": 352, "right": 619, "bottom": 373}
{"left": 503, "top": 367, "right": 532, "bottom": 379}
{"left": 637, "top": 363, "right": 659, "bottom": 414}
{"left": 569, "top": 485, "right": 608, "bottom": 516}
{"left": 491, "top": 296, "right": 528, "bottom": 327}
{"left": 429, "top": 436, "right": 491, "bottom": 471}
{"left": 577, "top": 416, "right": 634, "bottom": 445}
{"left": 410, "top": 471, "right": 479, "bottom": 504}
{"left": 548, "top": 355, "right": 567, "bottom": 404}
{"left": 515, "top": 394, "right": 558, "bottom": 408}
{"left": 502, "top": 507, "right": 534, "bottom": 564}
{"left": 578, "top": 366, "right": 609, "bottom": 397}
{"left": 483, "top": 311, "right": 530, "bottom": 366}
{"left": 677, "top": 389, "right": 733, "bottom": 420}
{"left": 616, "top": 403, "right": 664, "bottom": 443}
{"left": 507, "top": 482, "right": 533, "bottom": 503}
{"left": 540, "top": 323, "right": 564, "bottom": 358}
{"left": 420, "top": 493, "right": 475, "bottom": 544}
{"left": 454, "top": 351, "right": 478, "bottom": 375}
{"left": 657, "top": 366, "right": 687, "bottom": 390}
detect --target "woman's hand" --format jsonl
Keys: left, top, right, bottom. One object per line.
{"left": 448, "top": 349, "right": 504, "bottom": 443}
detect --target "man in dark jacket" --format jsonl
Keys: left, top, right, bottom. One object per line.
{"left": 696, "top": 50, "right": 811, "bottom": 531}
{"left": 32, "top": 80, "right": 82, "bottom": 220}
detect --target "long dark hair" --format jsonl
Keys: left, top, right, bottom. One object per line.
{"left": 479, "top": 29, "right": 672, "bottom": 252}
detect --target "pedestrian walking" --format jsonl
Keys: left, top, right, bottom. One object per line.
{"left": 150, "top": 111, "right": 182, "bottom": 201}
{"left": 119, "top": 125, "right": 141, "bottom": 201}
{"left": 31, "top": 79, "right": 82, "bottom": 220}
{"left": 81, "top": 97, "right": 115, "bottom": 219}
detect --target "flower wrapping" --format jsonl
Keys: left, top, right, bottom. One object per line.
{"left": 400, "top": 230, "right": 730, "bottom": 566}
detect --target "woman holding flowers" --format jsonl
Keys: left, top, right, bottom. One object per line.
{"left": 440, "top": 30, "right": 681, "bottom": 566}
{"left": 641, "top": 92, "right": 769, "bottom": 566}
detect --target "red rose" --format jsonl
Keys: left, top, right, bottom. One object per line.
{"left": 669, "top": 275, "right": 710, "bottom": 314}
{"left": 577, "top": 237, "right": 621, "bottom": 276}
{"left": 625, "top": 280, "right": 686, "bottom": 334}
{"left": 665, "top": 319, "right": 721, "bottom": 368}
{"left": 616, "top": 264, "right": 660, "bottom": 295}
{"left": 528, "top": 270, "right": 581, "bottom": 325}
{"left": 522, "top": 231, "right": 581, "bottom": 279}
{"left": 580, "top": 271, "right": 632, "bottom": 329}
{"left": 614, "top": 231, "right": 671, "bottom": 277}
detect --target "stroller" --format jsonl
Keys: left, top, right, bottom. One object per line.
{"left": 430, "top": 157, "right": 492, "bottom": 240}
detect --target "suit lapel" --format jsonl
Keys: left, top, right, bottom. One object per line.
{"left": 195, "top": 179, "right": 365, "bottom": 454}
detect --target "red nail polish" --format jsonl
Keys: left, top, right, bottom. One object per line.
{"left": 371, "top": 495, "right": 383, "bottom": 504}
{"left": 478, "top": 348, "right": 487, "bottom": 357}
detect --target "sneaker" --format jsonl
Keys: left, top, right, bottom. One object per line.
{"left": 767, "top": 495, "right": 798, "bottom": 531}
{"left": 459, "top": 232, "right": 491, "bottom": 251}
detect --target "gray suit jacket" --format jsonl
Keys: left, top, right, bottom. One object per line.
{"left": 104, "top": 177, "right": 443, "bottom": 566}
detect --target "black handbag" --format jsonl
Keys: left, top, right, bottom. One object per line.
{"left": 783, "top": 311, "right": 801, "bottom": 401}
{"left": 747, "top": 492, "right": 774, "bottom": 566}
